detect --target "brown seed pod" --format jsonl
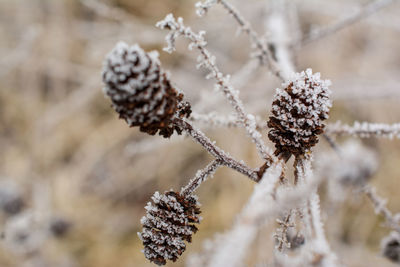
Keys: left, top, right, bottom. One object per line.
{"left": 267, "top": 68, "right": 332, "bottom": 157}
{"left": 138, "top": 191, "right": 201, "bottom": 265}
{"left": 102, "top": 42, "right": 191, "bottom": 138}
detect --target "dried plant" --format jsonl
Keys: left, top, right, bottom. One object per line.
{"left": 1, "top": 0, "right": 400, "bottom": 266}
{"left": 97, "top": 0, "right": 400, "bottom": 266}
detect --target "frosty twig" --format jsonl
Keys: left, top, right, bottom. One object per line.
{"left": 181, "top": 159, "right": 221, "bottom": 197}
{"left": 297, "top": 0, "right": 394, "bottom": 47}
{"left": 326, "top": 121, "right": 400, "bottom": 139}
{"left": 157, "top": 14, "right": 275, "bottom": 162}
{"left": 175, "top": 118, "right": 260, "bottom": 182}
{"left": 294, "top": 156, "right": 338, "bottom": 266}
{"left": 363, "top": 185, "right": 400, "bottom": 233}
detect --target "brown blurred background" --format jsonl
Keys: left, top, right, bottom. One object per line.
{"left": 0, "top": 0, "right": 400, "bottom": 266}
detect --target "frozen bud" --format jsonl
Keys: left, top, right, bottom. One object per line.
{"left": 381, "top": 231, "right": 400, "bottom": 263}
{"left": 138, "top": 191, "right": 201, "bottom": 265}
{"left": 268, "top": 68, "right": 332, "bottom": 156}
{"left": 102, "top": 42, "right": 191, "bottom": 138}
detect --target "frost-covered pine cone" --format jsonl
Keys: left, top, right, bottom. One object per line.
{"left": 267, "top": 68, "right": 332, "bottom": 156}
{"left": 138, "top": 191, "right": 201, "bottom": 265}
{"left": 102, "top": 42, "right": 191, "bottom": 138}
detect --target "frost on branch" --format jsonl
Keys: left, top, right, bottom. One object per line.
{"left": 102, "top": 42, "right": 191, "bottom": 138}
{"left": 268, "top": 68, "right": 332, "bottom": 156}
{"left": 327, "top": 121, "right": 400, "bottom": 139}
{"left": 157, "top": 14, "right": 273, "bottom": 161}
{"left": 156, "top": 14, "right": 207, "bottom": 54}
{"left": 195, "top": 0, "right": 218, "bottom": 17}
{"left": 138, "top": 191, "right": 201, "bottom": 265}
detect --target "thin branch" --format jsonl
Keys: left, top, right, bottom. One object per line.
{"left": 326, "top": 121, "right": 400, "bottom": 139}
{"left": 190, "top": 112, "right": 267, "bottom": 131}
{"left": 157, "top": 14, "right": 275, "bottom": 163}
{"left": 189, "top": 117, "right": 400, "bottom": 140}
{"left": 297, "top": 0, "right": 395, "bottom": 47}
{"left": 175, "top": 118, "right": 260, "bottom": 182}
{"left": 81, "top": 0, "right": 137, "bottom": 23}
{"left": 181, "top": 160, "right": 222, "bottom": 197}
{"left": 294, "top": 156, "right": 338, "bottom": 265}
{"left": 196, "top": 0, "right": 285, "bottom": 81}
{"left": 322, "top": 133, "right": 342, "bottom": 155}
{"left": 363, "top": 185, "right": 400, "bottom": 233}
{"left": 275, "top": 211, "right": 295, "bottom": 252}
{"left": 265, "top": 0, "right": 296, "bottom": 80}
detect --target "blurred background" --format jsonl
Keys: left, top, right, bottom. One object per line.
{"left": 0, "top": 0, "right": 400, "bottom": 266}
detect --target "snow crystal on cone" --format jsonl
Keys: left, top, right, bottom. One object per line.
{"left": 102, "top": 42, "right": 191, "bottom": 138}
{"left": 268, "top": 68, "right": 332, "bottom": 156}
{"left": 138, "top": 191, "right": 201, "bottom": 265}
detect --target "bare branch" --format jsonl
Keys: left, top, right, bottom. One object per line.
{"left": 196, "top": 0, "right": 285, "bottom": 81}
{"left": 81, "top": 0, "right": 137, "bottom": 22}
{"left": 294, "top": 156, "right": 338, "bottom": 265}
{"left": 297, "top": 0, "right": 395, "bottom": 47}
{"left": 181, "top": 160, "right": 222, "bottom": 197}
{"left": 175, "top": 118, "right": 260, "bottom": 182}
{"left": 363, "top": 185, "right": 400, "bottom": 233}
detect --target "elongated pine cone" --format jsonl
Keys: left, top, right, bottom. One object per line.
{"left": 268, "top": 68, "right": 332, "bottom": 156}
{"left": 138, "top": 191, "right": 201, "bottom": 265}
{"left": 102, "top": 42, "right": 191, "bottom": 138}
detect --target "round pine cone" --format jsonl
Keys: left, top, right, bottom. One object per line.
{"left": 102, "top": 42, "right": 191, "bottom": 138}
{"left": 138, "top": 191, "right": 201, "bottom": 266}
{"left": 267, "top": 68, "right": 332, "bottom": 156}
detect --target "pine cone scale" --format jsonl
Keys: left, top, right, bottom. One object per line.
{"left": 102, "top": 42, "right": 191, "bottom": 138}
{"left": 138, "top": 191, "right": 201, "bottom": 265}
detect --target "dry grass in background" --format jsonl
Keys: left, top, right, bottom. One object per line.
{"left": 0, "top": 0, "right": 400, "bottom": 266}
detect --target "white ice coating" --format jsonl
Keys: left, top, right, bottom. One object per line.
{"left": 138, "top": 191, "right": 201, "bottom": 264}
{"left": 102, "top": 42, "right": 173, "bottom": 126}
{"left": 270, "top": 68, "right": 332, "bottom": 148}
